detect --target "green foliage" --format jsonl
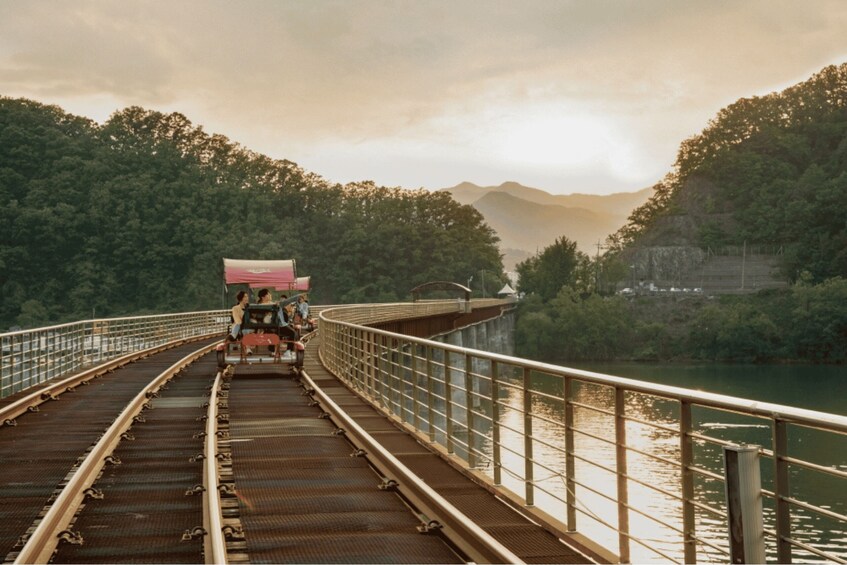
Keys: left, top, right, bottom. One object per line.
{"left": 516, "top": 279, "right": 847, "bottom": 363}
{"left": 788, "top": 277, "right": 847, "bottom": 361}
{"left": 514, "top": 286, "right": 633, "bottom": 362}
{"left": 0, "top": 98, "right": 503, "bottom": 328}
{"left": 609, "top": 63, "right": 847, "bottom": 284}
{"left": 515, "top": 236, "right": 587, "bottom": 301}
{"left": 515, "top": 63, "right": 847, "bottom": 364}
{"left": 548, "top": 288, "right": 633, "bottom": 361}
{"left": 687, "top": 302, "right": 781, "bottom": 362}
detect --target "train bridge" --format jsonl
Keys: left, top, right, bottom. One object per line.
{"left": 1, "top": 300, "right": 845, "bottom": 564}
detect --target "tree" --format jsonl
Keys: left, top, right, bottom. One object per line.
{"left": 0, "top": 97, "right": 506, "bottom": 327}
{"left": 516, "top": 236, "right": 585, "bottom": 302}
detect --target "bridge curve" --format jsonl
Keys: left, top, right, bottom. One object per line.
{"left": 2, "top": 300, "right": 845, "bottom": 564}
{"left": 410, "top": 281, "right": 472, "bottom": 302}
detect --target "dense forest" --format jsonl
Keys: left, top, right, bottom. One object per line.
{"left": 516, "top": 63, "right": 847, "bottom": 363}
{"left": 612, "top": 63, "right": 847, "bottom": 283}
{"left": 0, "top": 99, "right": 504, "bottom": 329}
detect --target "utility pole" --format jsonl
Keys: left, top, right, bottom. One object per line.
{"left": 595, "top": 239, "right": 606, "bottom": 294}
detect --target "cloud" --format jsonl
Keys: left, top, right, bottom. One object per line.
{"left": 1, "top": 0, "right": 846, "bottom": 193}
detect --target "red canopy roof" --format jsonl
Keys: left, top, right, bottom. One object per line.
{"left": 293, "top": 276, "right": 311, "bottom": 291}
{"left": 223, "top": 258, "right": 297, "bottom": 288}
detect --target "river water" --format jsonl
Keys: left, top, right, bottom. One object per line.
{"left": 483, "top": 361, "right": 847, "bottom": 563}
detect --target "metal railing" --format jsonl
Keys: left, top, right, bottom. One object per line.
{"left": 319, "top": 300, "right": 847, "bottom": 564}
{"left": 314, "top": 301, "right": 462, "bottom": 326}
{"left": 1, "top": 311, "right": 228, "bottom": 399}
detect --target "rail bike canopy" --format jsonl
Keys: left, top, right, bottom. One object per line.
{"left": 223, "top": 258, "right": 297, "bottom": 289}
{"left": 293, "top": 276, "right": 311, "bottom": 292}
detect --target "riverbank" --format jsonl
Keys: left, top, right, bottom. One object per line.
{"left": 515, "top": 279, "right": 847, "bottom": 364}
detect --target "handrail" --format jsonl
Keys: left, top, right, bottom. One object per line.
{"left": 1, "top": 310, "right": 228, "bottom": 399}
{"left": 318, "top": 300, "right": 847, "bottom": 564}
{"left": 321, "top": 313, "right": 847, "bottom": 434}
{"left": 0, "top": 334, "right": 218, "bottom": 425}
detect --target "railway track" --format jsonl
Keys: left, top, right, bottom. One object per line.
{"left": 0, "top": 338, "right": 219, "bottom": 564}
{"left": 1, "top": 332, "right": 588, "bottom": 564}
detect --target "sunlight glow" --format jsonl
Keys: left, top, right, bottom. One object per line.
{"left": 495, "top": 106, "right": 617, "bottom": 169}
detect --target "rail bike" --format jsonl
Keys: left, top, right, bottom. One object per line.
{"left": 215, "top": 258, "right": 314, "bottom": 370}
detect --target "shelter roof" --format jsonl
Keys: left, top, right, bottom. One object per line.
{"left": 497, "top": 283, "right": 516, "bottom": 295}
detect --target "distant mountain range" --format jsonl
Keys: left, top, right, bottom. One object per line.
{"left": 438, "top": 181, "right": 651, "bottom": 269}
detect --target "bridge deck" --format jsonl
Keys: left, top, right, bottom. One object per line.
{"left": 221, "top": 336, "right": 589, "bottom": 563}
{"left": 226, "top": 362, "right": 462, "bottom": 563}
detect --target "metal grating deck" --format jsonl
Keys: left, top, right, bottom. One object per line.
{"left": 226, "top": 368, "right": 463, "bottom": 564}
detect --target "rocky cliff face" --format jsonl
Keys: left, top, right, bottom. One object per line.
{"left": 634, "top": 176, "right": 739, "bottom": 248}
{"left": 627, "top": 246, "right": 707, "bottom": 287}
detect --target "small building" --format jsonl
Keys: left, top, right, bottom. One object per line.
{"left": 497, "top": 283, "right": 517, "bottom": 297}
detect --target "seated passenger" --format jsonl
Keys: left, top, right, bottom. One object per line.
{"left": 296, "top": 294, "right": 316, "bottom": 329}
{"left": 228, "top": 291, "right": 253, "bottom": 344}
{"left": 250, "top": 288, "right": 277, "bottom": 351}
{"left": 276, "top": 297, "right": 299, "bottom": 351}
{"left": 255, "top": 288, "right": 274, "bottom": 324}
{"left": 297, "top": 294, "right": 310, "bottom": 321}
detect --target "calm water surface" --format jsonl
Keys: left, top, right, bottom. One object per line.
{"left": 574, "top": 362, "right": 847, "bottom": 416}
{"left": 486, "top": 362, "right": 847, "bottom": 563}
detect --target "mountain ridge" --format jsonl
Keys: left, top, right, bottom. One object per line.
{"left": 439, "top": 181, "right": 650, "bottom": 269}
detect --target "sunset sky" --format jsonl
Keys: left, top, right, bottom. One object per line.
{"left": 2, "top": 0, "right": 846, "bottom": 195}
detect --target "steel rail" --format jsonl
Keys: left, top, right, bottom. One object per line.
{"left": 782, "top": 495, "right": 847, "bottom": 523}
{"left": 689, "top": 533, "right": 731, "bottom": 557}
{"left": 0, "top": 333, "right": 221, "bottom": 426}
{"left": 13, "top": 342, "right": 217, "bottom": 564}
{"left": 203, "top": 369, "right": 227, "bottom": 564}
{"left": 782, "top": 536, "right": 847, "bottom": 564}
{"left": 779, "top": 454, "right": 847, "bottom": 479}
{"left": 298, "top": 367, "right": 524, "bottom": 565}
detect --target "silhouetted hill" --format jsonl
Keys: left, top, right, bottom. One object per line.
{"left": 439, "top": 181, "right": 650, "bottom": 268}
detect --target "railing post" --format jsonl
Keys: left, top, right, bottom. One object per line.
{"left": 564, "top": 376, "right": 576, "bottom": 531}
{"left": 523, "top": 367, "right": 534, "bottom": 507}
{"left": 724, "top": 445, "right": 765, "bottom": 564}
{"left": 405, "top": 340, "right": 413, "bottom": 422}
{"left": 411, "top": 343, "right": 420, "bottom": 432}
{"left": 615, "top": 387, "right": 631, "bottom": 563}
{"left": 773, "top": 420, "right": 792, "bottom": 563}
{"left": 426, "top": 346, "right": 435, "bottom": 443}
{"left": 366, "top": 331, "right": 376, "bottom": 400}
{"left": 445, "top": 348, "right": 454, "bottom": 455}
{"left": 354, "top": 327, "right": 365, "bottom": 391}
{"left": 680, "top": 401, "right": 697, "bottom": 564}
{"left": 465, "top": 352, "right": 475, "bottom": 468}
{"left": 378, "top": 334, "right": 388, "bottom": 409}
{"left": 340, "top": 325, "right": 348, "bottom": 380}
{"left": 491, "top": 360, "right": 501, "bottom": 486}
{"left": 389, "top": 337, "right": 399, "bottom": 415}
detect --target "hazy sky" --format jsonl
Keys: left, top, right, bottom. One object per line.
{"left": 2, "top": 1, "right": 846, "bottom": 195}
